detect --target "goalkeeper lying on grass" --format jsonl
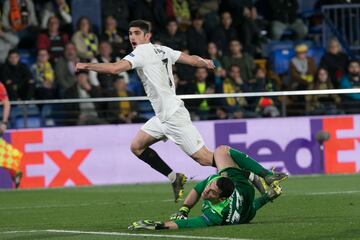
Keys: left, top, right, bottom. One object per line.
{"left": 129, "top": 145, "right": 288, "bottom": 230}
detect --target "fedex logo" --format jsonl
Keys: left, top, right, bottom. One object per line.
{"left": 323, "top": 117, "right": 360, "bottom": 174}
{"left": 215, "top": 117, "right": 360, "bottom": 175}
{"left": 7, "top": 130, "right": 92, "bottom": 188}
{"left": 214, "top": 120, "right": 323, "bottom": 175}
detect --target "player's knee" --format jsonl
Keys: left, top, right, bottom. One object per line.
{"left": 214, "top": 145, "right": 230, "bottom": 166}
{"left": 130, "top": 142, "right": 143, "bottom": 157}
{"left": 215, "top": 145, "right": 229, "bottom": 154}
{"left": 192, "top": 148, "right": 213, "bottom": 166}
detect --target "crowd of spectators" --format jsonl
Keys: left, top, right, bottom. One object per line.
{"left": 0, "top": 0, "right": 359, "bottom": 126}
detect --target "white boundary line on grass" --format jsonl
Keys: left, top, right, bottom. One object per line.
{"left": 304, "top": 190, "right": 360, "bottom": 195}
{"left": 1, "top": 229, "right": 252, "bottom": 240}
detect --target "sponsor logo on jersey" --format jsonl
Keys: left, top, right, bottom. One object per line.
{"left": 225, "top": 190, "right": 243, "bottom": 224}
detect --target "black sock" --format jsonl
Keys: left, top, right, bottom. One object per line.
{"left": 138, "top": 148, "right": 172, "bottom": 177}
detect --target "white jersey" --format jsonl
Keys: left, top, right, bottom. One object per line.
{"left": 123, "top": 43, "right": 183, "bottom": 122}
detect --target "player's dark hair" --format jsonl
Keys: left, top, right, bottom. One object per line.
{"left": 216, "top": 177, "right": 235, "bottom": 198}
{"left": 129, "top": 20, "right": 150, "bottom": 34}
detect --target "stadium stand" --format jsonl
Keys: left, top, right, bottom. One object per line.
{"left": 0, "top": 0, "right": 359, "bottom": 128}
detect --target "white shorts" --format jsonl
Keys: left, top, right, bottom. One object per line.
{"left": 141, "top": 106, "right": 205, "bottom": 156}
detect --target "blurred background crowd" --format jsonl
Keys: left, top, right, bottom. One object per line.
{"left": 0, "top": 0, "right": 360, "bottom": 127}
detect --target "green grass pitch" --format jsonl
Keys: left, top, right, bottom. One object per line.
{"left": 0, "top": 174, "right": 359, "bottom": 240}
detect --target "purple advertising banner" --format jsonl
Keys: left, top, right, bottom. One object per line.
{"left": 214, "top": 118, "right": 323, "bottom": 175}
{"left": 2, "top": 115, "right": 359, "bottom": 189}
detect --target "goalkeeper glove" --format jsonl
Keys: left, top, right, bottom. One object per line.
{"left": 170, "top": 205, "right": 190, "bottom": 220}
{"left": 128, "top": 220, "right": 168, "bottom": 230}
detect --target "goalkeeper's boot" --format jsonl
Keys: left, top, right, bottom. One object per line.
{"left": 128, "top": 220, "right": 165, "bottom": 230}
{"left": 264, "top": 168, "right": 288, "bottom": 187}
{"left": 267, "top": 181, "right": 283, "bottom": 201}
{"left": 251, "top": 174, "right": 269, "bottom": 195}
{"left": 172, "top": 173, "right": 187, "bottom": 203}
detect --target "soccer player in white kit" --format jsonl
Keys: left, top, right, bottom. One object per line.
{"left": 76, "top": 20, "right": 215, "bottom": 202}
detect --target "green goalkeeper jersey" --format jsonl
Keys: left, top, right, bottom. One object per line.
{"left": 175, "top": 167, "right": 255, "bottom": 228}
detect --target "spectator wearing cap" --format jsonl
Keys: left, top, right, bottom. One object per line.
{"left": 288, "top": 44, "right": 317, "bottom": 114}
{"left": 63, "top": 70, "right": 104, "bottom": 126}
{"left": 289, "top": 44, "right": 317, "bottom": 91}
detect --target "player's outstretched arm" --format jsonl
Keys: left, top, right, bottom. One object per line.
{"left": 128, "top": 216, "right": 212, "bottom": 230}
{"left": 129, "top": 190, "right": 218, "bottom": 230}
{"left": 183, "top": 189, "right": 200, "bottom": 208}
{"left": 170, "top": 189, "right": 200, "bottom": 220}
{"left": 76, "top": 60, "right": 132, "bottom": 75}
{"left": 164, "top": 215, "right": 211, "bottom": 229}
{"left": 177, "top": 52, "right": 215, "bottom": 69}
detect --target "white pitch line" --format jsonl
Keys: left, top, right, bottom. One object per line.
{"left": 1, "top": 230, "right": 40, "bottom": 234}
{"left": 304, "top": 190, "right": 360, "bottom": 195}
{"left": 0, "top": 229, "right": 252, "bottom": 240}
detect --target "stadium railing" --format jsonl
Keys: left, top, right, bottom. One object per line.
{"left": 322, "top": 4, "right": 360, "bottom": 58}
{"left": 7, "top": 89, "right": 360, "bottom": 128}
